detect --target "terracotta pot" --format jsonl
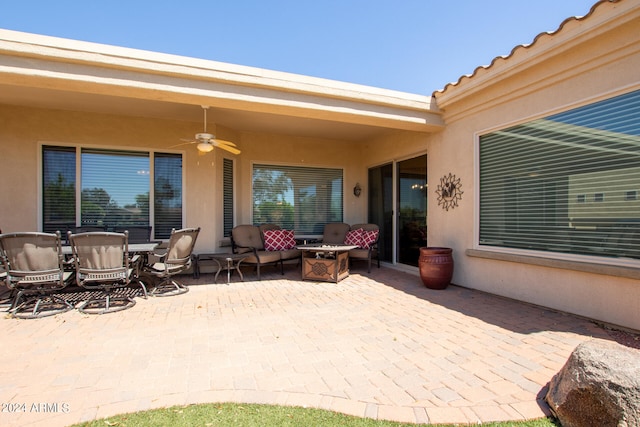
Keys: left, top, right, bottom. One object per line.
{"left": 418, "top": 247, "right": 453, "bottom": 289}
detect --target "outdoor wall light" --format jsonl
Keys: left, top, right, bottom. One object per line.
{"left": 353, "top": 183, "right": 362, "bottom": 197}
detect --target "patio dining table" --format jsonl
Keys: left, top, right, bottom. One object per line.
{"left": 61, "top": 242, "right": 159, "bottom": 256}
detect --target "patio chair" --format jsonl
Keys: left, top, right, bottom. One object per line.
{"left": 0, "top": 231, "right": 74, "bottom": 319}
{"left": 142, "top": 227, "right": 200, "bottom": 296}
{"left": 231, "top": 225, "right": 281, "bottom": 280}
{"left": 68, "top": 231, "right": 146, "bottom": 314}
{"left": 321, "top": 222, "right": 350, "bottom": 244}
{"left": 347, "top": 223, "right": 380, "bottom": 273}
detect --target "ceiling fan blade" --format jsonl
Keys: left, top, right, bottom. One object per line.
{"left": 213, "top": 138, "right": 237, "bottom": 147}
{"left": 218, "top": 144, "right": 241, "bottom": 155}
{"left": 169, "top": 141, "right": 195, "bottom": 148}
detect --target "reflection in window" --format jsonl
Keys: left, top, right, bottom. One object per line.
{"left": 42, "top": 146, "right": 76, "bottom": 234}
{"left": 42, "top": 146, "right": 182, "bottom": 239}
{"left": 479, "top": 90, "right": 640, "bottom": 260}
{"left": 252, "top": 164, "right": 343, "bottom": 234}
{"left": 154, "top": 153, "right": 182, "bottom": 238}
{"left": 81, "top": 149, "right": 150, "bottom": 229}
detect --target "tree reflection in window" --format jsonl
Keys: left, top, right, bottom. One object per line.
{"left": 253, "top": 164, "right": 343, "bottom": 234}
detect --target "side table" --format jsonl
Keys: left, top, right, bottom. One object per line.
{"left": 193, "top": 253, "right": 247, "bottom": 284}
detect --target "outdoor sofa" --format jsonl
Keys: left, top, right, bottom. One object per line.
{"left": 230, "top": 224, "right": 301, "bottom": 280}
{"left": 230, "top": 222, "right": 380, "bottom": 280}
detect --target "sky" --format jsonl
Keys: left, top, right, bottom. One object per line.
{"left": 0, "top": 0, "right": 599, "bottom": 95}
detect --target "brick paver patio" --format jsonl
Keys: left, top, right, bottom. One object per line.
{"left": 0, "top": 265, "right": 612, "bottom": 426}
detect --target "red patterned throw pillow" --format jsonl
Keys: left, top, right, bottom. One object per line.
{"left": 263, "top": 229, "right": 296, "bottom": 251}
{"left": 361, "top": 229, "right": 379, "bottom": 249}
{"left": 344, "top": 228, "right": 363, "bottom": 246}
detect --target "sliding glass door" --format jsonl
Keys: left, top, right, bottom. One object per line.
{"left": 368, "top": 163, "right": 393, "bottom": 263}
{"left": 368, "top": 154, "right": 427, "bottom": 266}
{"left": 397, "top": 155, "right": 427, "bottom": 266}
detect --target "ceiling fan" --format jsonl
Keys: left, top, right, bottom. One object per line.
{"left": 176, "top": 106, "right": 240, "bottom": 155}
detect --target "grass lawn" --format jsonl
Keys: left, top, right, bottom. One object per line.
{"left": 71, "top": 403, "right": 559, "bottom": 426}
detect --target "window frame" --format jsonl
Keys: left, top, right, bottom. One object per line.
{"left": 38, "top": 142, "right": 185, "bottom": 240}
{"left": 473, "top": 90, "right": 640, "bottom": 269}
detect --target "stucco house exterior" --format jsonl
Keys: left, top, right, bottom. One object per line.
{"left": 1, "top": 0, "right": 638, "bottom": 330}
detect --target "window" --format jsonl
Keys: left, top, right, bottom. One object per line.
{"left": 252, "top": 164, "right": 343, "bottom": 234}
{"left": 479, "top": 90, "right": 640, "bottom": 261}
{"left": 223, "top": 158, "right": 234, "bottom": 237}
{"left": 153, "top": 153, "right": 183, "bottom": 238}
{"left": 42, "top": 146, "right": 182, "bottom": 239}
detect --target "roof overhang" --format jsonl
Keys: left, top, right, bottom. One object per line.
{"left": 0, "top": 29, "right": 443, "bottom": 140}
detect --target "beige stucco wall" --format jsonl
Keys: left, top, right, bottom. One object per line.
{"left": 0, "top": 104, "right": 375, "bottom": 253}
{"left": 431, "top": 0, "right": 640, "bottom": 330}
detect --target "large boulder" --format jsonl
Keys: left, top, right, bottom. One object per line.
{"left": 546, "top": 339, "right": 640, "bottom": 427}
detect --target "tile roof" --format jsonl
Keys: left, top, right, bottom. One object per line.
{"left": 433, "top": 0, "right": 620, "bottom": 96}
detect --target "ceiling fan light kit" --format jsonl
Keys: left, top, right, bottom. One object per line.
{"left": 197, "top": 142, "right": 214, "bottom": 153}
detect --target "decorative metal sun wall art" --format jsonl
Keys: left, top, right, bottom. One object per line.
{"left": 436, "top": 173, "right": 463, "bottom": 211}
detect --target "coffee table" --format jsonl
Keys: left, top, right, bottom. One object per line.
{"left": 298, "top": 244, "right": 358, "bottom": 283}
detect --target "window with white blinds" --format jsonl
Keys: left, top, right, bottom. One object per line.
{"left": 252, "top": 164, "right": 343, "bottom": 234}
{"left": 479, "top": 90, "right": 640, "bottom": 261}
{"left": 81, "top": 148, "right": 150, "bottom": 229}
{"left": 42, "top": 146, "right": 182, "bottom": 239}
{"left": 223, "top": 158, "right": 234, "bottom": 237}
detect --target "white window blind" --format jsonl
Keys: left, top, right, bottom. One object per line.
{"left": 252, "top": 164, "right": 343, "bottom": 234}
{"left": 81, "top": 148, "right": 150, "bottom": 229}
{"left": 42, "top": 146, "right": 76, "bottom": 233}
{"left": 479, "top": 90, "right": 640, "bottom": 260}
{"left": 154, "top": 153, "right": 182, "bottom": 239}
{"left": 42, "top": 146, "right": 182, "bottom": 239}
{"left": 223, "top": 158, "right": 234, "bottom": 237}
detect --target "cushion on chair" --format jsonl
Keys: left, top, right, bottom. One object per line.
{"left": 344, "top": 228, "right": 378, "bottom": 249}
{"left": 279, "top": 248, "right": 302, "bottom": 260}
{"left": 348, "top": 248, "right": 370, "bottom": 259}
{"left": 263, "top": 229, "right": 296, "bottom": 251}
{"left": 361, "top": 229, "right": 379, "bottom": 249}
{"left": 344, "top": 228, "right": 363, "bottom": 246}
{"left": 243, "top": 250, "right": 281, "bottom": 264}
{"left": 322, "top": 223, "right": 350, "bottom": 244}
{"left": 232, "top": 225, "right": 265, "bottom": 251}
